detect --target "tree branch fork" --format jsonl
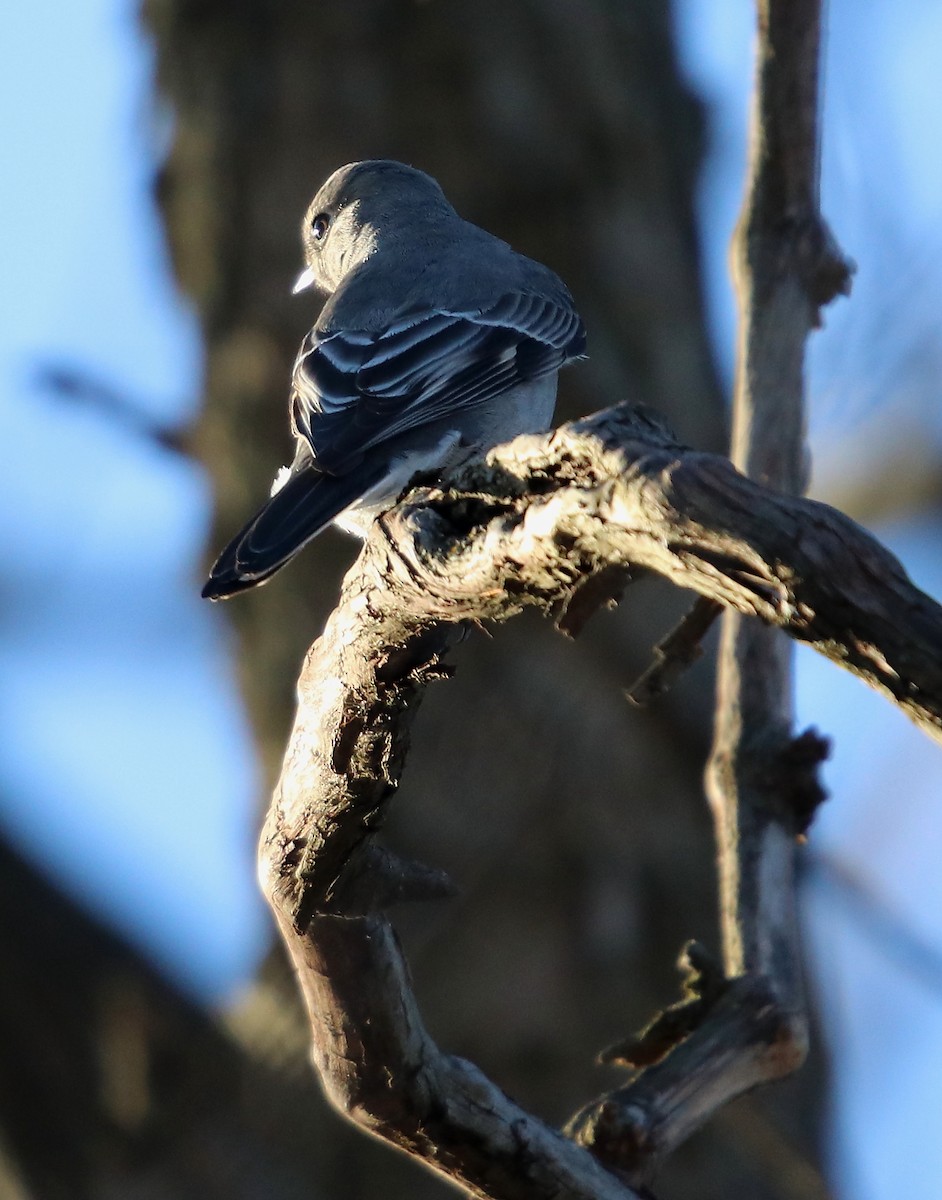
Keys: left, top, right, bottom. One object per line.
{"left": 258, "top": 402, "right": 942, "bottom": 1198}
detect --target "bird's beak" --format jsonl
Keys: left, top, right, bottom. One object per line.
{"left": 292, "top": 266, "right": 316, "bottom": 295}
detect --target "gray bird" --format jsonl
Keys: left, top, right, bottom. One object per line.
{"left": 202, "top": 160, "right": 586, "bottom": 600}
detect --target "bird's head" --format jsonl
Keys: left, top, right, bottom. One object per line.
{"left": 294, "top": 160, "right": 454, "bottom": 295}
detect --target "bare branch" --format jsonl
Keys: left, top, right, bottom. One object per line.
{"left": 707, "top": 0, "right": 853, "bottom": 994}
{"left": 566, "top": 973, "right": 804, "bottom": 1181}
{"left": 627, "top": 598, "right": 723, "bottom": 706}
{"left": 258, "top": 397, "right": 940, "bottom": 1194}
{"left": 272, "top": 908, "right": 641, "bottom": 1200}
{"left": 37, "top": 361, "right": 191, "bottom": 456}
{"left": 261, "top": 403, "right": 942, "bottom": 932}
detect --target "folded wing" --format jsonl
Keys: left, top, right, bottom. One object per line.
{"left": 291, "top": 290, "right": 586, "bottom": 473}
{"left": 203, "top": 289, "right": 586, "bottom": 599}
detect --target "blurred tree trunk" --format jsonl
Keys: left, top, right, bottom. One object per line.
{"left": 0, "top": 833, "right": 328, "bottom": 1200}
{"left": 141, "top": 1, "right": 830, "bottom": 1197}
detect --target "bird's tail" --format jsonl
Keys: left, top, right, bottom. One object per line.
{"left": 201, "top": 463, "right": 381, "bottom": 600}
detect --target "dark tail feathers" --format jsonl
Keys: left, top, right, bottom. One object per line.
{"left": 201, "top": 464, "right": 378, "bottom": 600}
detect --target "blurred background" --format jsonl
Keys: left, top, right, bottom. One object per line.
{"left": 2, "top": 1, "right": 941, "bottom": 1197}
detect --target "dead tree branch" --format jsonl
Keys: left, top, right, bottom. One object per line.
{"left": 705, "top": 0, "right": 853, "bottom": 1021}
{"left": 627, "top": 597, "right": 723, "bottom": 705}
{"left": 258, "top": 397, "right": 940, "bottom": 1196}
{"left": 270, "top": 910, "right": 642, "bottom": 1200}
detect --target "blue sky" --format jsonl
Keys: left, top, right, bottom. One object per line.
{"left": 1, "top": 1, "right": 265, "bottom": 994}
{"left": 2, "top": 2, "right": 941, "bottom": 1196}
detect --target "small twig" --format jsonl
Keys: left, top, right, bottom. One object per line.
{"left": 599, "top": 942, "right": 727, "bottom": 1068}
{"left": 627, "top": 597, "right": 722, "bottom": 706}
{"left": 36, "top": 361, "right": 191, "bottom": 455}
{"left": 565, "top": 974, "right": 803, "bottom": 1183}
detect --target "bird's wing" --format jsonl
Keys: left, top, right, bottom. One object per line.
{"left": 290, "top": 291, "right": 585, "bottom": 474}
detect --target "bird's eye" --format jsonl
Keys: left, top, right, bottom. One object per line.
{"left": 311, "top": 213, "right": 331, "bottom": 242}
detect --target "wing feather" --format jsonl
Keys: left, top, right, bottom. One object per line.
{"left": 290, "top": 290, "right": 586, "bottom": 474}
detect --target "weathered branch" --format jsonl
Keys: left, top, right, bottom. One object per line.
{"left": 627, "top": 597, "right": 723, "bottom": 705}
{"left": 259, "top": 396, "right": 940, "bottom": 1195}
{"left": 696, "top": 0, "right": 853, "bottom": 1176}
{"left": 263, "top": 403, "right": 942, "bottom": 930}
{"left": 274, "top": 909, "right": 641, "bottom": 1200}
{"left": 566, "top": 969, "right": 803, "bottom": 1178}
{"left": 707, "top": 0, "right": 853, "bottom": 1003}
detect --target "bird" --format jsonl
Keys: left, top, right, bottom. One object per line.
{"left": 201, "top": 159, "right": 586, "bottom": 600}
